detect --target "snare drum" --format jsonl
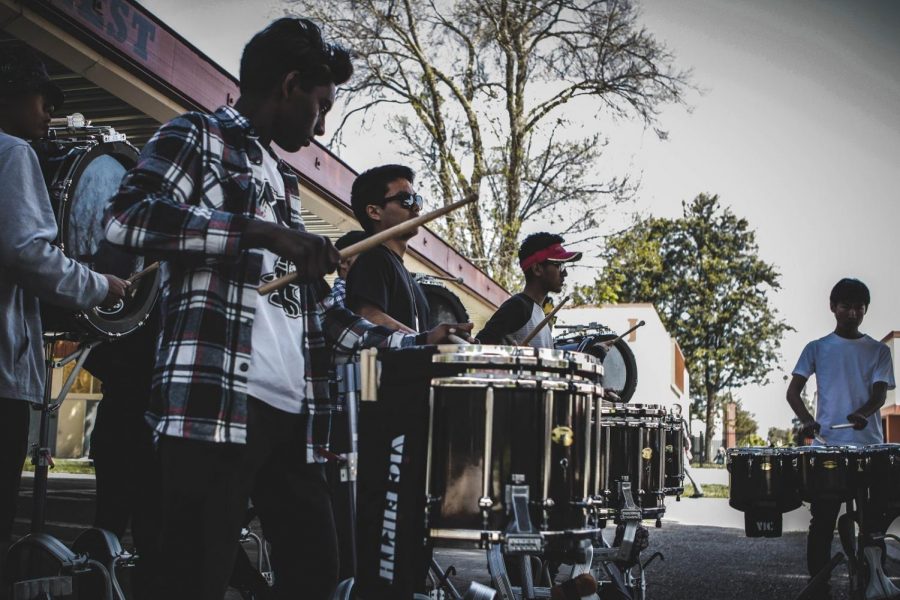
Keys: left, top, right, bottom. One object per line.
{"left": 796, "top": 445, "right": 862, "bottom": 503}
{"left": 555, "top": 326, "right": 638, "bottom": 402}
{"left": 426, "top": 345, "right": 605, "bottom": 538}
{"left": 595, "top": 403, "right": 667, "bottom": 518}
{"left": 32, "top": 138, "right": 159, "bottom": 340}
{"left": 355, "top": 345, "right": 604, "bottom": 597}
{"left": 727, "top": 447, "right": 801, "bottom": 514}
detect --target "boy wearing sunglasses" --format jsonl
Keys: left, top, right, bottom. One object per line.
{"left": 347, "top": 164, "right": 431, "bottom": 332}
{"left": 477, "top": 232, "right": 580, "bottom": 348}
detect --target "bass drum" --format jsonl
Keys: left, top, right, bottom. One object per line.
{"left": 556, "top": 327, "right": 638, "bottom": 402}
{"left": 415, "top": 275, "right": 469, "bottom": 328}
{"left": 32, "top": 138, "right": 159, "bottom": 340}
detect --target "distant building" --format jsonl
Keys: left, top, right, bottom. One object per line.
{"left": 555, "top": 303, "right": 690, "bottom": 412}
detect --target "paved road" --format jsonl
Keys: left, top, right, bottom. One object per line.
{"left": 11, "top": 473, "right": 900, "bottom": 599}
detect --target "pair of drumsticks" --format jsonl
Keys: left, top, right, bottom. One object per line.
{"left": 127, "top": 195, "right": 476, "bottom": 292}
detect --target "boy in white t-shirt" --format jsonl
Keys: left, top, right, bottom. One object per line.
{"left": 786, "top": 277, "right": 896, "bottom": 598}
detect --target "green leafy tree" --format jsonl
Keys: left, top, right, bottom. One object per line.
{"left": 733, "top": 400, "right": 758, "bottom": 444}
{"left": 767, "top": 426, "right": 793, "bottom": 446}
{"left": 284, "top": 0, "right": 691, "bottom": 287}
{"left": 577, "top": 194, "right": 793, "bottom": 462}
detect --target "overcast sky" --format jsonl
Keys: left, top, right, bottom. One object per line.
{"left": 140, "top": 0, "right": 900, "bottom": 436}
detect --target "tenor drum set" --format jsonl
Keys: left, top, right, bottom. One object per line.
{"left": 727, "top": 444, "right": 900, "bottom": 599}
{"left": 346, "top": 339, "right": 687, "bottom": 600}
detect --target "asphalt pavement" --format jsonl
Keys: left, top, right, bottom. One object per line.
{"left": 11, "top": 472, "right": 900, "bottom": 600}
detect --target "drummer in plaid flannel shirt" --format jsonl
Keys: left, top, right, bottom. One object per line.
{"left": 104, "top": 18, "right": 471, "bottom": 600}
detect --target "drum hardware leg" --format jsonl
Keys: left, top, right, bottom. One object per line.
{"left": 429, "top": 559, "right": 464, "bottom": 600}
{"left": 682, "top": 467, "right": 704, "bottom": 498}
{"left": 31, "top": 340, "right": 98, "bottom": 534}
{"left": 861, "top": 545, "right": 900, "bottom": 600}
{"left": 486, "top": 544, "right": 516, "bottom": 600}
{"left": 795, "top": 553, "right": 846, "bottom": 600}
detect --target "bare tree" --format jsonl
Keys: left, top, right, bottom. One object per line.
{"left": 286, "top": 0, "right": 691, "bottom": 287}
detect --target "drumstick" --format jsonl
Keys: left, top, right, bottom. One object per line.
{"left": 127, "top": 261, "right": 159, "bottom": 284}
{"left": 521, "top": 295, "right": 570, "bottom": 346}
{"left": 830, "top": 423, "right": 855, "bottom": 430}
{"left": 601, "top": 320, "right": 646, "bottom": 347}
{"left": 258, "top": 194, "right": 477, "bottom": 295}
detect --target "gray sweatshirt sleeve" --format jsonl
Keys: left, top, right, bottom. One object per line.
{"left": 0, "top": 142, "right": 109, "bottom": 309}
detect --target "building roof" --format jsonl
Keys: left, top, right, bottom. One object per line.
{"left": 4, "top": 0, "right": 507, "bottom": 308}
{"left": 881, "top": 331, "right": 900, "bottom": 344}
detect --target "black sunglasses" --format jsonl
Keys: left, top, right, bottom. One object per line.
{"left": 380, "top": 191, "right": 425, "bottom": 211}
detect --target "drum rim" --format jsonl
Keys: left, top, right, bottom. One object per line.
{"left": 41, "top": 139, "right": 156, "bottom": 341}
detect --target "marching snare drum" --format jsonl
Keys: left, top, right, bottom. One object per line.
{"left": 355, "top": 346, "right": 604, "bottom": 598}
{"left": 32, "top": 138, "right": 159, "bottom": 340}
{"left": 426, "top": 345, "right": 605, "bottom": 538}
{"left": 595, "top": 403, "right": 667, "bottom": 518}
{"left": 796, "top": 445, "right": 862, "bottom": 504}
{"left": 555, "top": 326, "right": 638, "bottom": 403}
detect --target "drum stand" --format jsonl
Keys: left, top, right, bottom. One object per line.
{"left": 453, "top": 479, "right": 647, "bottom": 600}
{"left": 837, "top": 494, "right": 900, "bottom": 600}
{"left": 3, "top": 338, "right": 131, "bottom": 600}
{"left": 795, "top": 493, "right": 900, "bottom": 600}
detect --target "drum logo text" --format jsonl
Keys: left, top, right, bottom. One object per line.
{"left": 380, "top": 434, "right": 405, "bottom": 582}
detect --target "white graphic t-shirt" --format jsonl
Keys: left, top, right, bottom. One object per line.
{"left": 792, "top": 332, "right": 896, "bottom": 446}
{"left": 247, "top": 142, "right": 306, "bottom": 413}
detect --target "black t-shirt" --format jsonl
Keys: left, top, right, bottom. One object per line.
{"left": 476, "top": 293, "right": 536, "bottom": 345}
{"left": 346, "top": 245, "right": 431, "bottom": 332}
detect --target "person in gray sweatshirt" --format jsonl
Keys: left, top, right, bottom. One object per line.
{"left": 0, "top": 47, "right": 127, "bottom": 554}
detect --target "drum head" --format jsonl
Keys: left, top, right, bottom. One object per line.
{"left": 575, "top": 334, "right": 637, "bottom": 402}
{"left": 417, "top": 278, "right": 469, "bottom": 328}
{"left": 39, "top": 140, "right": 158, "bottom": 339}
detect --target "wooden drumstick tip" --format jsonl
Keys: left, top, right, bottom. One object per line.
{"left": 126, "top": 261, "right": 160, "bottom": 284}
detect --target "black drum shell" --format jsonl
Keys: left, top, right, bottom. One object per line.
{"left": 428, "top": 382, "right": 595, "bottom": 533}
{"left": 595, "top": 405, "right": 667, "bottom": 516}
{"left": 797, "top": 446, "right": 861, "bottom": 504}
{"left": 664, "top": 418, "right": 686, "bottom": 495}
{"left": 727, "top": 449, "right": 801, "bottom": 514}
{"left": 863, "top": 444, "right": 900, "bottom": 508}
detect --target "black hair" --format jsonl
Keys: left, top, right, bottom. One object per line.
{"left": 830, "top": 278, "right": 870, "bottom": 307}
{"left": 239, "top": 18, "right": 353, "bottom": 96}
{"left": 350, "top": 164, "right": 416, "bottom": 233}
{"left": 335, "top": 230, "right": 367, "bottom": 250}
{"left": 519, "top": 232, "right": 565, "bottom": 279}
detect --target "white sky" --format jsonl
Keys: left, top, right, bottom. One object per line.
{"left": 140, "top": 0, "right": 900, "bottom": 436}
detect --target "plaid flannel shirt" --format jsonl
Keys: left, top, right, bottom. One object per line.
{"left": 104, "top": 106, "right": 424, "bottom": 460}
{"left": 329, "top": 277, "right": 346, "bottom": 308}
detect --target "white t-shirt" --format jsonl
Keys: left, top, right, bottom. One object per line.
{"left": 792, "top": 332, "right": 895, "bottom": 446}
{"left": 247, "top": 142, "right": 307, "bottom": 413}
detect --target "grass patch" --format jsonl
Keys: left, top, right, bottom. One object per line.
{"left": 683, "top": 483, "right": 729, "bottom": 499}
{"left": 22, "top": 459, "right": 95, "bottom": 475}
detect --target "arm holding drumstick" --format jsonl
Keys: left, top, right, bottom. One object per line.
{"left": 521, "top": 295, "right": 570, "bottom": 346}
